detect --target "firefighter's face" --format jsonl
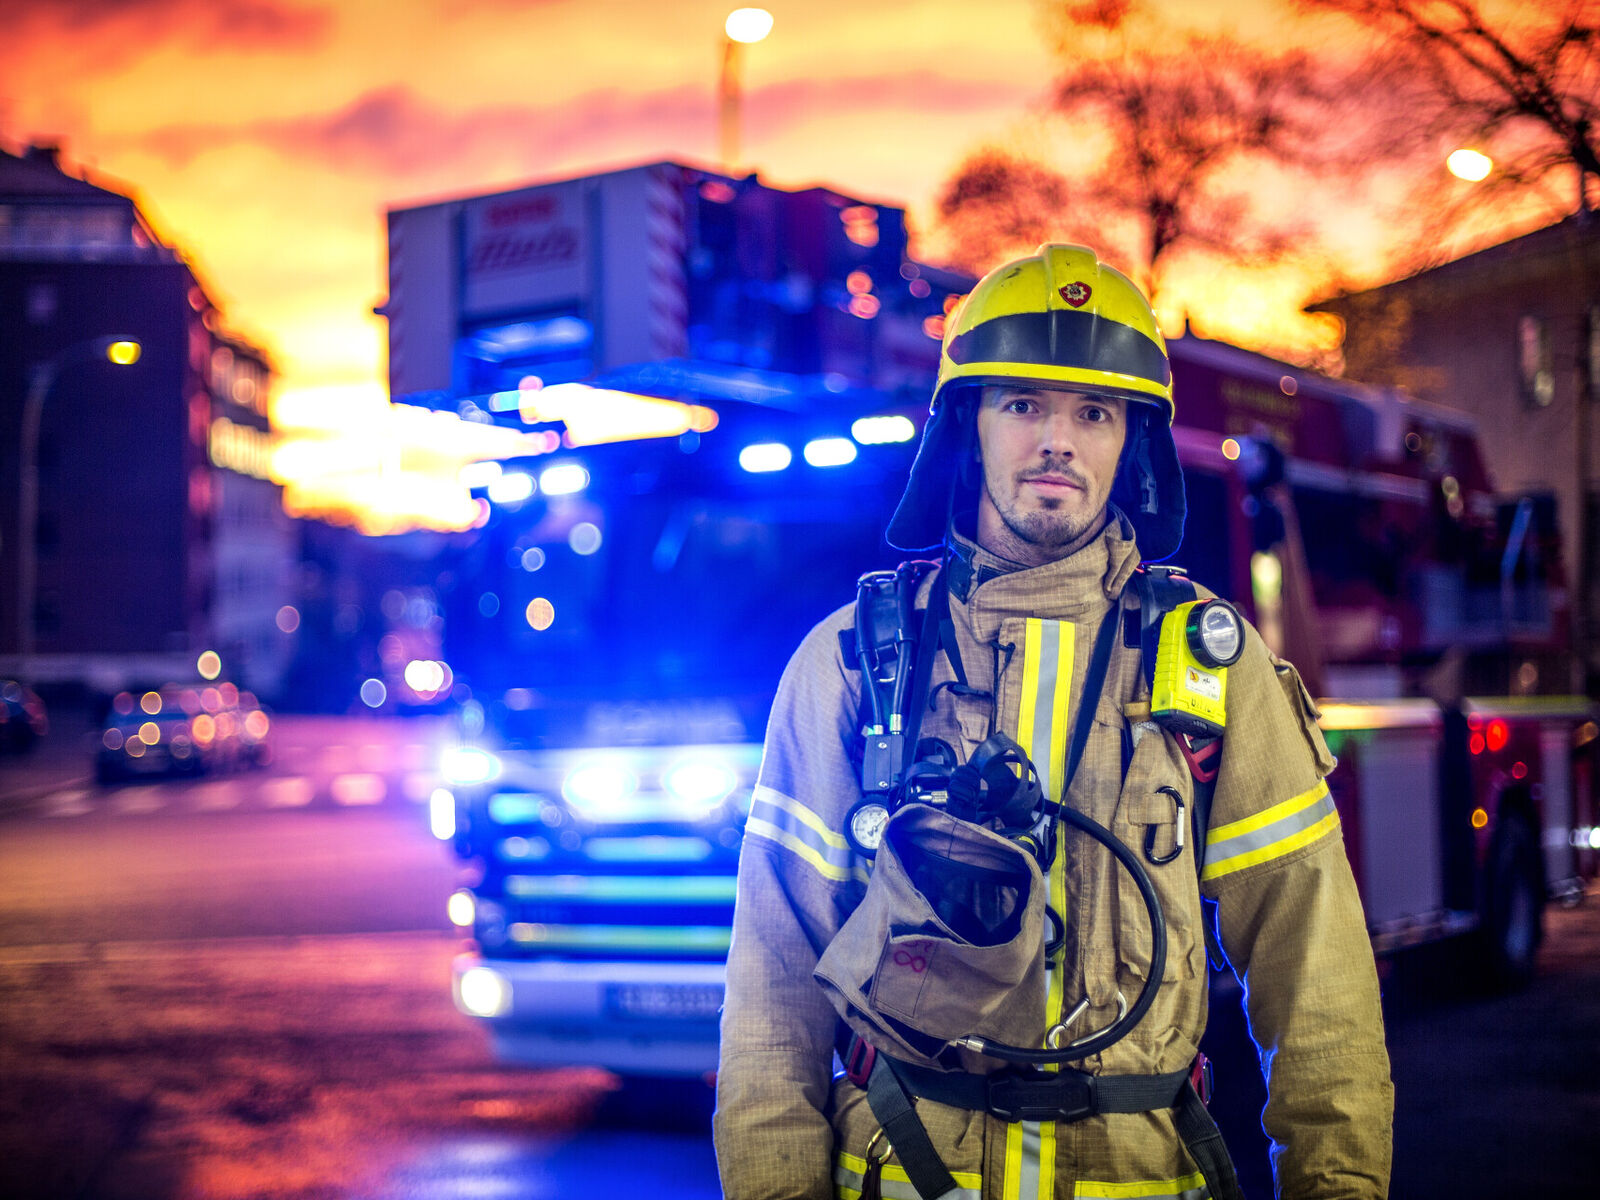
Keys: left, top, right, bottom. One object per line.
{"left": 974, "top": 386, "right": 1127, "bottom": 565}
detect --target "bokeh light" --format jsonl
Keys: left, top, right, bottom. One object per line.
{"left": 526, "top": 598, "right": 556, "bottom": 631}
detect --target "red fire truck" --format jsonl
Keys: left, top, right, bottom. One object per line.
{"left": 1168, "top": 336, "right": 1597, "bottom": 987}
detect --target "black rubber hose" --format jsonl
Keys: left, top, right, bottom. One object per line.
{"left": 855, "top": 595, "right": 886, "bottom": 731}
{"left": 958, "top": 805, "right": 1166, "bottom": 1064}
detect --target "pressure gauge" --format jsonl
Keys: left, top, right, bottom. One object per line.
{"left": 1185, "top": 599, "right": 1244, "bottom": 668}
{"left": 845, "top": 798, "right": 891, "bottom": 856}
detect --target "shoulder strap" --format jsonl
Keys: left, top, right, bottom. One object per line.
{"left": 1127, "top": 566, "right": 1229, "bottom": 969}
{"left": 850, "top": 561, "right": 942, "bottom": 796}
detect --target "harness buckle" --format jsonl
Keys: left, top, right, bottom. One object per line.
{"left": 845, "top": 1035, "right": 877, "bottom": 1090}
{"left": 985, "top": 1069, "right": 1097, "bottom": 1123}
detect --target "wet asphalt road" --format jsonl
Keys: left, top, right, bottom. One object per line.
{"left": 3, "top": 714, "right": 1599, "bottom": 1198}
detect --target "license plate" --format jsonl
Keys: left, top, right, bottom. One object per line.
{"left": 606, "top": 982, "right": 724, "bottom": 1021}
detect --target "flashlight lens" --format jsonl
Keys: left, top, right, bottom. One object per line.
{"left": 1194, "top": 601, "right": 1243, "bottom": 667}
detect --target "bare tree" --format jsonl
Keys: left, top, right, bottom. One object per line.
{"left": 936, "top": 6, "right": 1348, "bottom": 307}
{"left": 1303, "top": 0, "right": 1600, "bottom": 216}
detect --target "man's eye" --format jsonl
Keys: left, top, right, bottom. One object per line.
{"left": 1006, "top": 401, "right": 1032, "bottom": 414}
{"left": 1082, "top": 407, "right": 1108, "bottom": 422}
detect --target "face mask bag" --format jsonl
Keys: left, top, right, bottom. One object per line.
{"left": 815, "top": 803, "right": 1047, "bottom": 1068}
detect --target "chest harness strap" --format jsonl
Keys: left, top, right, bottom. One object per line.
{"left": 841, "top": 560, "right": 1243, "bottom": 1199}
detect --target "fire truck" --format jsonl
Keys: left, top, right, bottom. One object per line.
{"left": 1166, "top": 337, "right": 1597, "bottom": 987}
{"left": 383, "top": 164, "right": 1596, "bottom": 1076}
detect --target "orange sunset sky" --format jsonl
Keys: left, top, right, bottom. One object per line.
{"left": 2, "top": 0, "right": 1541, "bottom": 529}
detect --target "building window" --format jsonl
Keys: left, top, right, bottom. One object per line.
{"left": 1518, "top": 314, "right": 1554, "bottom": 408}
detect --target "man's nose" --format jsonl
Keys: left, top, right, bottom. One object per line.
{"left": 1039, "top": 412, "right": 1076, "bottom": 457}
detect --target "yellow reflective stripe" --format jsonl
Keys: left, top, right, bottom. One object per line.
{"left": 753, "top": 784, "right": 851, "bottom": 850}
{"left": 1034, "top": 1120, "right": 1057, "bottom": 1200}
{"left": 1013, "top": 621, "right": 1074, "bottom": 1200}
{"left": 1044, "top": 828, "right": 1067, "bottom": 1074}
{"left": 1206, "top": 779, "right": 1329, "bottom": 843}
{"left": 1075, "top": 1170, "right": 1209, "bottom": 1199}
{"left": 1017, "top": 618, "right": 1043, "bottom": 761}
{"left": 1201, "top": 780, "right": 1339, "bottom": 883}
{"left": 744, "top": 816, "right": 869, "bottom": 885}
{"left": 835, "top": 1152, "right": 982, "bottom": 1193}
{"left": 1003, "top": 1120, "right": 1026, "bottom": 1200}
{"left": 1202, "top": 809, "right": 1340, "bottom": 881}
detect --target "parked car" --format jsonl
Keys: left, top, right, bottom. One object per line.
{"left": 95, "top": 682, "right": 271, "bottom": 782}
{"left": 0, "top": 680, "right": 48, "bottom": 753}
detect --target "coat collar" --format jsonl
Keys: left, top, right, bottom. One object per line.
{"left": 944, "top": 506, "right": 1142, "bottom": 632}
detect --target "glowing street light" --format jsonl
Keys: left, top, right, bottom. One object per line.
{"left": 1447, "top": 148, "right": 1493, "bottom": 183}
{"left": 719, "top": 8, "right": 772, "bottom": 173}
{"left": 16, "top": 336, "right": 142, "bottom": 676}
{"left": 725, "top": 7, "right": 773, "bottom": 42}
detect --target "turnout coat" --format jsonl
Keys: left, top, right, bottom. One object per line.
{"left": 714, "top": 519, "right": 1393, "bottom": 1199}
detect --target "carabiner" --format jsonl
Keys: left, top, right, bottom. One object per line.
{"left": 1050, "top": 991, "right": 1128, "bottom": 1052}
{"left": 1142, "top": 786, "right": 1185, "bottom": 866}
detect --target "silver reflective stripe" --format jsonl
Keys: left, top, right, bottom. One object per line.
{"left": 1206, "top": 788, "right": 1335, "bottom": 860}
{"left": 1201, "top": 780, "right": 1338, "bottom": 882}
{"left": 746, "top": 784, "right": 867, "bottom": 884}
{"left": 1030, "top": 620, "right": 1064, "bottom": 798}
{"left": 1015, "top": 1119, "right": 1045, "bottom": 1199}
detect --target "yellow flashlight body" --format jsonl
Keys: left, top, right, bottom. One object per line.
{"left": 1150, "top": 600, "right": 1229, "bottom": 737}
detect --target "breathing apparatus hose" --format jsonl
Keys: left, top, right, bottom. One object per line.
{"left": 951, "top": 805, "right": 1166, "bottom": 1065}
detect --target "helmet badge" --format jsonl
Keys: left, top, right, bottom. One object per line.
{"left": 1059, "top": 281, "right": 1093, "bottom": 308}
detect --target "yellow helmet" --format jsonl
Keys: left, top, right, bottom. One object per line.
{"left": 888, "top": 244, "right": 1185, "bottom": 560}
{"left": 935, "top": 243, "right": 1172, "bottom": 415}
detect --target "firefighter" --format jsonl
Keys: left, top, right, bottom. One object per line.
{"left": 714, "top": 244, "right": 1393, "bottom": 1199}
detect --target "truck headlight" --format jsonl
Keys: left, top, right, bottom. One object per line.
{"left": 663, "top": 757, "right": 738, "bottom": 815}
{"left": 442, "top": 747, "right": 501, "bottom": 785}
{"left": 457, "top": 966, "right": 511, "bottom": 1017}
{"left": 562, "top": 760, "right": 637, "bottom": 816}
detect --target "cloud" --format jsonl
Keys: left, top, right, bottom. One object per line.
{"left": 129, "top": 67, "right": 1041, "bottom": 179}
{"left": 10, "top": 0, "right": 331, "bottom": 52}
{"left": 756, "top": 69, "right": 1043, "bottom": 120}
{"left": 129, "top": 83, "right": 707, "bottom": 175}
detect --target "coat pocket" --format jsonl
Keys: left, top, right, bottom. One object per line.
{"left": 1273, "top": 657, "right": 1337, "bottom": 777}
{"left": 1111, "top": 721, "right": 1203, "bottom": 982}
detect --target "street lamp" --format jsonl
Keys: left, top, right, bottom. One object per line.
{"left": 15, "top": 336, "right": 141, "bottom": 678}
{"left": 1447, "top": 148, "right": 1494, "bottom": 183}
{"left": 719, "top": 8, "right": 773, "bottom": 174}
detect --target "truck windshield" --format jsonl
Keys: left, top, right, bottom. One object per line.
{"left": 451, "top": 424, "right": 915, "bottom": 748}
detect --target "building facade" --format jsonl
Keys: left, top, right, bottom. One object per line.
{"left": 0, "top": 144, "right": 295, "bottom": 699}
